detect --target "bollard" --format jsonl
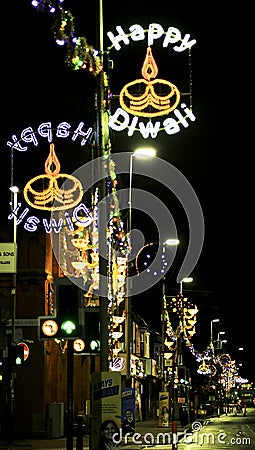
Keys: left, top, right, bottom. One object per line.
{"left": 172, "top": 420, "right": 178, "bottom": 450}
{"left": 76, "top": 415, "right": 84, "bottom": 450}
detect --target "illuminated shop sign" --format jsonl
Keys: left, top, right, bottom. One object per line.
{"left": 107, "top": 23, "right": 196, "bottom": 138}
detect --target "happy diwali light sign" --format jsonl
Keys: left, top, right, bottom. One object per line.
{"left": 107, "top": 23, "right": 196, "bottom": 138}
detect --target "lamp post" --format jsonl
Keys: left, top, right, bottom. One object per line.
{"left": 209, "top": 318, "right": 220, "bottom": 414}
{"left": 9, "top": 186, "right": 19, "bottom": 344}
{"left": 215, "top": 331, "right": 225, "bottom": 416}
{"left": 210, "top": 318, "right": 220, "bottom": 348}
{"left": 128, "top": 147, "right": 157, "bottom": 235}
{"left": 216, "top": 331, "right": 225, "bottom": 351}
{"left": 7, "top": 185, "right": 19, "bottom": 445}
{"left": 161, "top": 240, "right": 180, "bottom": 392}
{"left": 170, "top": 276, "right": 193, "bottom": 450}
{"left": 210, "top": 319, "right": 220, "bottom": 378}
{"left": 126, "top": 147, "right": 156, "bottom": 385}
{"left": 237, "top": 347, "right": 244, "bottom": 379}
{"left": 179, "top": 277, "right": 193, "bottom": 295}
{"left": 217, "top": 331, "right": 225, "bottom": 340}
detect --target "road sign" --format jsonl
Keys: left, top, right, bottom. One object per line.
{"left": 17, "top": 342, "right": 29, "bottom": 361}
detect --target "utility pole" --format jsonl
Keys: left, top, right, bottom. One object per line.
{"left": 66, "top": 341, "right": 74, "bottom": 450}
{"left": 95, "top": 0, "right": 110, "bottom": 372}
{"left": 161, "top": 277, "right": 166, "bottom": 392}
{"left": 6, "top": 184, "right": 19, "bottom": 445}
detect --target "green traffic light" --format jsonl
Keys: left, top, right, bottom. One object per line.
{"left": 15, "top": 356, "right": 23, "bottom": 365}
{"left": 61, "top": 320, "right": 76, "bottom": 335}
{"left": 90, "top": 339, "right": 100, "bottom": 351}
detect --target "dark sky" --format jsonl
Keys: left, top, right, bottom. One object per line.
{"left": 1, "top": 2, "right": 252, "bottom": 381}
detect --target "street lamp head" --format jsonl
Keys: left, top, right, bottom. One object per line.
{"left": 164, "top": 238, "right": 180, "bottom": 246}
{"left": 9, "top": 186, "right": 20, "bottom": 194}
{"left": 181, "top": 277, "right": 193, "bottom": 283}
{"left": 133, "top": 147, "right": 156, "bottom": 158}
{"left": 211, "top": 318, "right": 220, "bottom": 324}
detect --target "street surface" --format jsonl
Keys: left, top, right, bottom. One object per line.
{"left": 0, "top": 408, "right": 254, "bottom": 449}
{"left": 177, "top": 408, "right": 255, "bottom": 449}
{"left": 123, "top": 408, "right": 255, "bottom": 450}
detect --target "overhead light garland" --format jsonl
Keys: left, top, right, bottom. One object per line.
{"left": 31, "top": 0, "right": 63, "bottom": 13}
{"left": 30, "top": 0, "right": 103, "bottom": 75}
{"left": 165, "top": 292, "right": 198, "bottom": 343}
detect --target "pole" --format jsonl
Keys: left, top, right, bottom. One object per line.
{"left": 96, "top": 0, "right": 110, "bottom": 372}
{"left": 161, "top": 277, "right": 166, "bottom": 391}
{"left": 209, "top": 319, "right": 219, "bottom": 393}
{"left": 172, "top": 349, "right": 177, "bottom": 450}
{"left": 6, "top": 334, "right": 14, "bottom": 445}
{"left": 6, "top": 185, "right": 19, "bottom": 444}
{"left": 172, "top": 419, "right": 177, "bottom": 450}
{"left": 11, "top": 189, "right": 18, "bottom": 344}
{"left": 172, "top": 283, "right": 182, "bottom": 450}
{"left": 66, "top": 341, "right": 74, "bottom": 450}
{"left": 128, "top": 154, "right": 133, "bottom": 235}
{"left": 125, "top": 154, "right": 133, "bottom": 386}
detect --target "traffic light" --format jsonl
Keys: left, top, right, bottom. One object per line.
{"left": 12, "top": 344, "right": 24, "bottom": 365}
{"left": 84, "top": 307, "right": 100, "bottom": 353}
{"left": 38, "top": 277, "right": 85, "bottom": 340}
{"left": 57, "top": 278, "right": 82, "bottom": 339}
{"left": 38, "top": 317, "right": 59, "bottom": 340}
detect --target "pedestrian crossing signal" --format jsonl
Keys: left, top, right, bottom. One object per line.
{"left": 12, "top": 344, "right": 24, "bottom": 365}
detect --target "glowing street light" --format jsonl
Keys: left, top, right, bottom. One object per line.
{"left": 164, "top": 238, "right": 180, "bottom": 246}
{"left": 126, "top": 147, "right": 157, "bottom": 384}
{"left": 210, "top": 318, "right": 220, "bottom": 345}
{"left": 128, "top": 147, "right": 157, "bottom": 232}
{"left": 179, "top": 276, "right": 193, "bottom": 294}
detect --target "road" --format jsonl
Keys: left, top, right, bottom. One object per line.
{"left": 0, "top": 408, "right": 254, "bottom": 449}
{"left": 123, "top": 408, "right": 255, "bottom": 450}
{"left": 177, "top": 407, "right": 255, "bottom": 449}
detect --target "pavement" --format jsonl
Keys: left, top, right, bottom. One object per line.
{"left": 0, "top": 418, "right": 199, "bottom": 449}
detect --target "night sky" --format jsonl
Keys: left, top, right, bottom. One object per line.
{"left": 1, "top": 2, "right": 252, "bottom": 381}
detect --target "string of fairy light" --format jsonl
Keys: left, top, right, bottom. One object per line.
{"left": 164, "top": 294, "right": 241, "bottom": 385}
{"left": 135, "top": 244, "right": 241, "bottom": 385}
{"left": 31, "top": 0, "right": 103, "bottom": 75}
